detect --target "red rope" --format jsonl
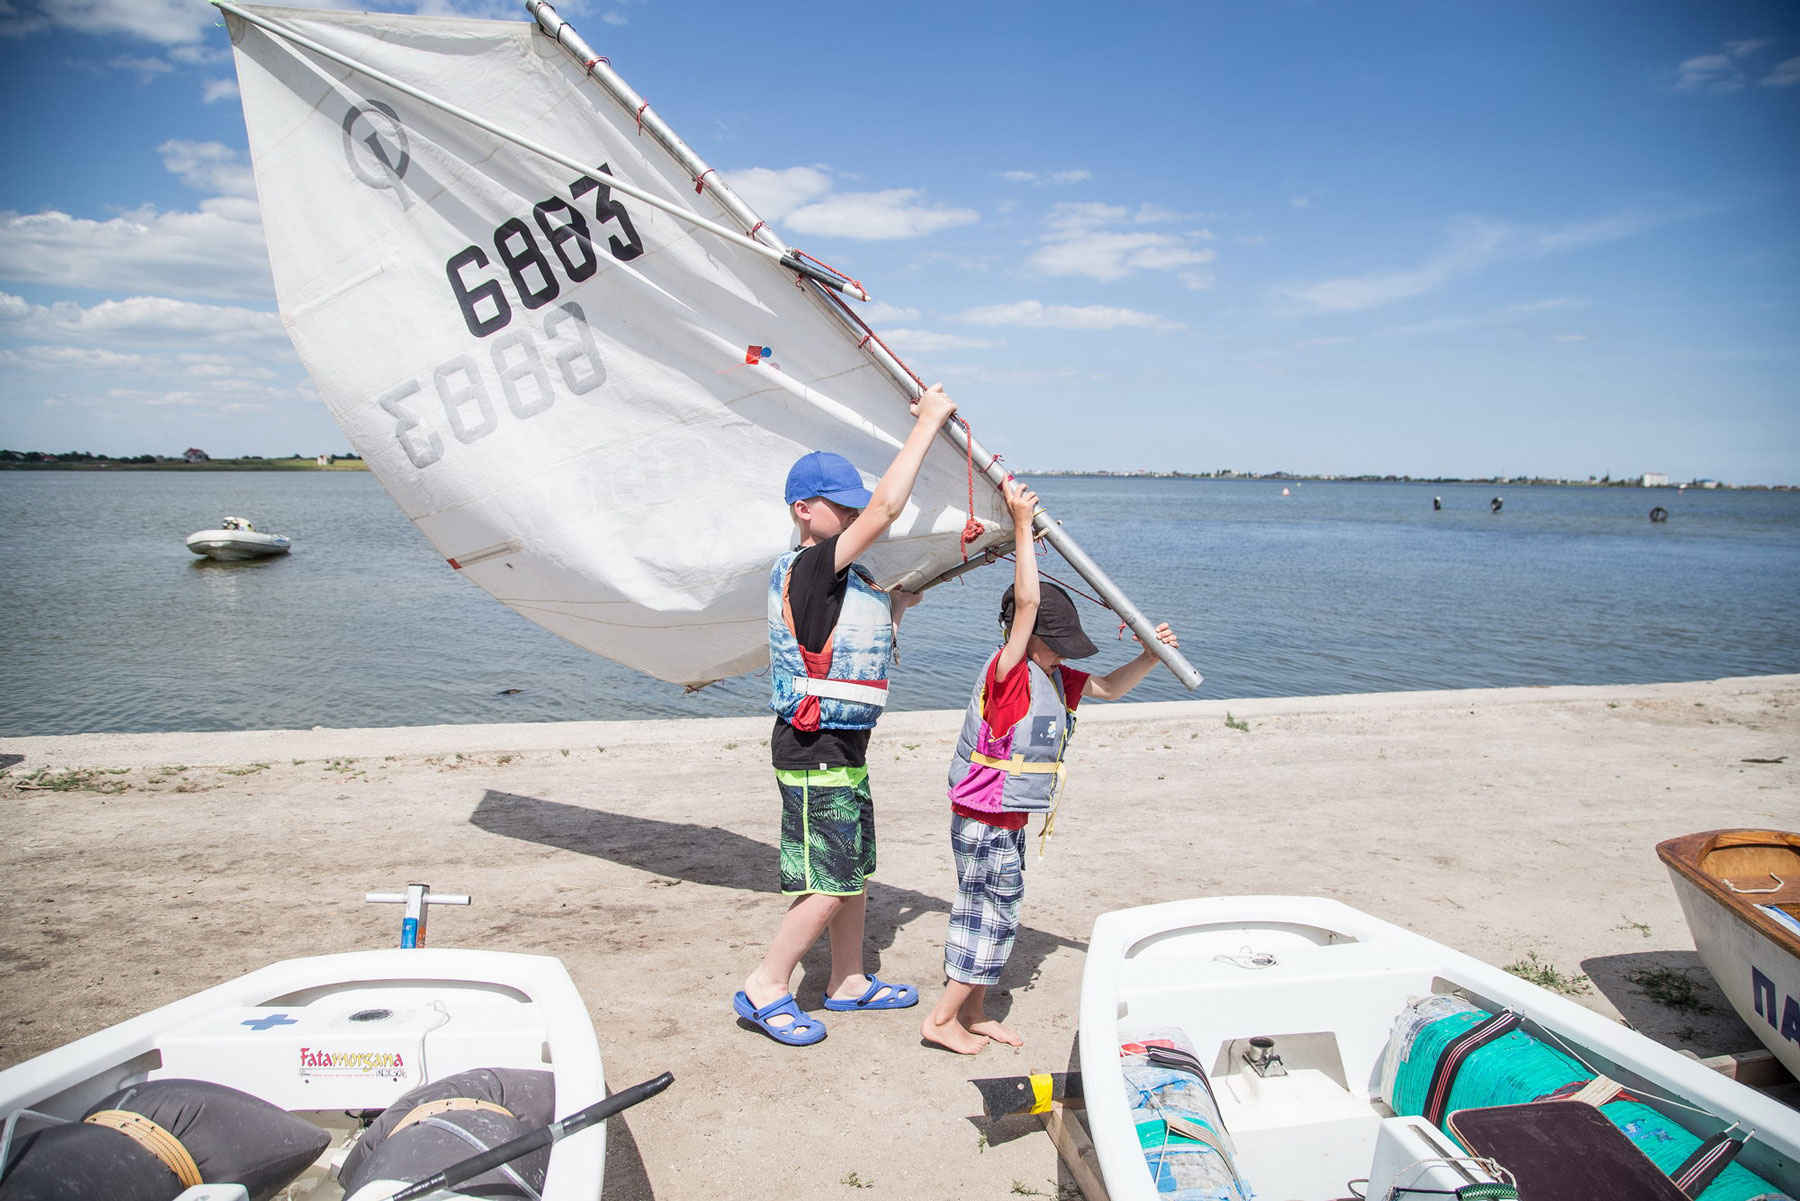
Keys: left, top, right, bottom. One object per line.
{"left": 993, "top": 550, "right": 1112, "bottom": 613}
{"left": 694, "top": 168, "right": 715, "bottom": 195}
{"left": 635, "top": 102, "right": 648, "bottom": 133}
{"left": 584, "top": 56, "right": 608, "bottom": 72}
{"left": 787, "top": 250, "right": 867, "bottom": 304}
{"left": 748, "top": 220, "right": 765, "bottom": 237}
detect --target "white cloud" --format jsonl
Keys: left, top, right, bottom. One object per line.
{"left": 1282, "top": 213, "right": 1651, "bottom": 315}
{"left": 1677, "top": 38, "right": 1776, "bottom": 91}
{"left": 878, "top": 328, "right": 998, "bottom": 352}
{"left": 0, "top": 205, "right": 272, "bottom": 301}
{"left": 1285, "top": 220, "right": 1506, "bottom": 313}
{"left": 158, "top": 140, "right": 257, "bottom": 198}
{"left": 857, "top": 301, "right": 921, "bottom": 324}
{"left": 0, "top": 292, "right": 287, "bottom": 347}
{"left": 2, "top": 0, "right": 215, "bottom": 44}
{"left": 1030, "top": 230, "right": 1216, "bottom": 283}
{"left": 110, "top": 55, "right": 172, "bottom": 80}
{"left": 1000, "top": 169, "right": 1092, "bottom": 186}
{"left": 785, "top": 189, "right": 979, "bottom": 241}
{"left": 169, "top": 44, "right": 230, "bottom": 65}
{"left": 0, "top": 293, "right": 307, "bottom": 436}
{"left": 1764, "top": 56, "right": 1800, "bottom": 87}
{"left": 959, "top": 300, "right": 1183, "bottom": 332}
{"left": 727, "top": 165, "right": 979, "bottom": 241}
{"left": 1553, "top": 333, "right": 1589, "bottom": 343}
{"left": 0, "top": 345, "right": 153, "bottom": 370}
{"left": 203, "top": 78, "right": 239, "bottom": 103}
{"left": 725, "top": 166, "right": 834, "bottom": 221}
{"left": 1029, "top": 202, "right": 1216, "bottom": 285}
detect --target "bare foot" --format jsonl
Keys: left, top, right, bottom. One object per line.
{"left": 968, "top": 1017, "right": 1022, "bottom": 1047}
{"left": 921, "top": 1012, "right": 988, "bottom": 1055}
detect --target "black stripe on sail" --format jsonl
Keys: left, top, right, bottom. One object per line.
{"left": 1671, "top": 1131, "right": 1743, "bottom": 1197}
{"left": 1424, "top": 1010, "right": 1523, "bottom": 1128}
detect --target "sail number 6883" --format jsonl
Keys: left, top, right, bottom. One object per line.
{"left": 445, "top": 164, "right": 644, "bottom": 339}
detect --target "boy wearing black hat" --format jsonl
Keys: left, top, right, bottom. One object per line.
{"left": 733, "top": 383, "right": 958, "bottom": 1047}
{"left": 923, "top": 477, "right": 1178, "bottom": 1054}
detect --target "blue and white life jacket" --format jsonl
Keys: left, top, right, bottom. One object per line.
{"left": 767, "top": 548, "right": 892, "bottom": 731}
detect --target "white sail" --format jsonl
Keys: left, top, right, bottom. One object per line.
{"left": 221, "top": 3, "right": 1009, "bottom": 686}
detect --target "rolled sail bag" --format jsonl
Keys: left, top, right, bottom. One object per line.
{"left": 339, "top": 1068, "right": 555, "bottom": 1201}
{"left": 1117, "top": 1027, "right": 1248, "bottom": 1201}
{"left": 0, "top": 1078, "right": 329, "bottom": 1201}
{"left": 1379, "top": 995, "right": 1794, "bottom": 1201}
{"left": 342, "top": 1108, "right": 548, "bottom": 1201}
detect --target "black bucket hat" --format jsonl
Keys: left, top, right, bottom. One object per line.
{"left": 1000, "top": 581, "right": 1099, "bottom": 660}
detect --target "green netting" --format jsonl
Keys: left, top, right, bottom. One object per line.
{"left": 1389, "top": 1008, "right": 1587, "bottom": 1117}
{"left": 1602, "top": 1100, "right": 1791, "bottom": 1201}
{"left": 1388, "top": 1004, "right": 1793, "bottom": 1201}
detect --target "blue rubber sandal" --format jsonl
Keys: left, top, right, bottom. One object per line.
{"left": 822, "top": 974, "right": 918, "bottom": 1011}
{"left": 732, "top": 990, "right": 827, "bottom": 1046}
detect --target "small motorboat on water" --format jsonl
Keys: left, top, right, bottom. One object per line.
{"left": 1659, "top": 829, "right": 1800, "bottom": 1080}
{"left": 185, "top": 516, "right": 291, "bottom": 561}
{"left": 0, "top": 886, "right": 670, "bottom": 1201}
{"left": 1076, "top": 896, "right": 1799, "bottom": 1201}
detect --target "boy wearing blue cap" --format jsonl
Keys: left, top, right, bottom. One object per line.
{"left": 733, "top": 383, "right": 959, "bottom": 1046}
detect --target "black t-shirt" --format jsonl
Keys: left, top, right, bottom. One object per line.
{"left": 770, "top": 534, "right": 874, "bottom": 769}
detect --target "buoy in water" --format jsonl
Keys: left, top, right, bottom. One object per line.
{"left": 1649, "top": 506, "right": 1668, "bottom": 523}
{"left": 1432, "top": 496, "right": 1442, "bottom": 511}
{"left": 1490, "top": 496, "right": 1503, "bottom": 514}
{"left": 1281, "top": 487, "right": 1290, "bottom": 496}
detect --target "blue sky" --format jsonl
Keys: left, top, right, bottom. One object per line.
{"left": 1, "top": 0, "right": 1796, "bottom": 483}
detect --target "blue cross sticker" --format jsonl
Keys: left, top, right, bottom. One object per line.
{"left": 242, "top": 1013, "right": 298, "bottom": 1031}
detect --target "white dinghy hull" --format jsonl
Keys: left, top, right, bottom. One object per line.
{"left": 1078, "top": 895, "right": 1800, "bottom": 1201}
{"left": 0, "top": 947, "right": 606, "bottom": 1200}
{"left": 185, "top": 529, "right": 291, "bottom": 560}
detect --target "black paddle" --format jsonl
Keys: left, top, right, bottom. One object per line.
{"left": 378, "top": 1071, "right": 675, "bottom": 1201}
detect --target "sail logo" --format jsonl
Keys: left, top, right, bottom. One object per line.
{"left": 341, "top": 100, "right": 412, "bottom": 207}
{"left": 1750, "top": 965, "right": 1800, "bottom": 1045}
{"left": 746, "top": 345, "right": 778, "bottom": 366}
{"left": 298, "top": 1046, "right": 409, "bottom": 1078}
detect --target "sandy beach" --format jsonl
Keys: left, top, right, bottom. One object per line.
{"left": 3, "top": 674, "right": 1796, "bottom": 1199}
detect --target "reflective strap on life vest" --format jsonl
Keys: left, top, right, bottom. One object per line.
{"left": 969, "top": 751, "right": 1061, "bottom": 774}
{"left": 391, "top": 1097, "right": 516, "bottom": 1135}
{"left": 791, "top": 676, "right": 890, "bottom": 707}
{"left": 85, "top": 1110, "right": 203, "bottom": 1188}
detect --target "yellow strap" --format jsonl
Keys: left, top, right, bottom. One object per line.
{"left": 1028, "top": 1073, "right": 1054, "bottom": 1116}
{"left": 969, "top": 750, "right": 1061, "bottom": 774}
{"left": 85, "top": 1110, "right": 202, "bottom": 1188}
{"left": 391, "top": 1097, "right": 516, "bottom": 1135}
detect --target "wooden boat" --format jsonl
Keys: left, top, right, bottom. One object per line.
{"left": 0, "top": 890, "right": 668, "bottom": 1200}
{"left": 1077, "top": 896, "right": 1800, "bottom": 1201}
{"left": 1658, "top": 829, "right": 1800, "bottom": 1080}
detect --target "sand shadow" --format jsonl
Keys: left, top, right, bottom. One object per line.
{"left": 1582, "top": 949, "right": 1765, "bottom": 1059}
{"left": 470, "top": 790, "right": 1085, "bottom": 1010}
{"left": 0, "top": 754, "right": 22, "bottom": 772}
{"left": 600, "top": 1106, "right": 656, "bottom": 1201}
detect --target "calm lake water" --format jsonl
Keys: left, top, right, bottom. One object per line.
{"left": 2, "top": 472, "right": 1797, "bottom": 735}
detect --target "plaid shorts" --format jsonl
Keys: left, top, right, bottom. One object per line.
{"left": 943, "top": 811, "right": 1027, "bottom": 987}
{"left": 777, "top": 767, "right": 876, "bottom": 896}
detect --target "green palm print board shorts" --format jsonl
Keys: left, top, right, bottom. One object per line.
{"left": 777, "top": 766, "right": 876, "bottom": 896}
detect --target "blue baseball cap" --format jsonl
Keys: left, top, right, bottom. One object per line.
{"left": 785, "top": 451, "right": 873, "bottom": 508}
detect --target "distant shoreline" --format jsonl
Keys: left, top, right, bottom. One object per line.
{"left": 1021, "top": 471, "right": 1789, "bottom": 490}
{"left": 1, "top": 461, "right": 1785, "bottom": 487}
{"left": 0, "top": 458, "right": 368, "bottom": 472}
